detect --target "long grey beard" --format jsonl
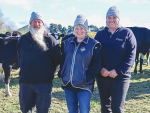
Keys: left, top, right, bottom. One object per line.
{"left": 29, "top": 25, "right": 48, "bottom": 51}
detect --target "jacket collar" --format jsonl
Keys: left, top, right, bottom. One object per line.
{"left": 70, "top": 36, "right": 89, "bottom": 44}
{"left": 105, "top": 26, "right": 123, "bottom": 33}
{"left": 25, "top": 32, "right": 35, "bottom": 43}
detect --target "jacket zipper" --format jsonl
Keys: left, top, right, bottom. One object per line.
{"left": 110, "top": 28, "right": 119, "bottom": 38}
{"left": 70, "top": 43, "right": 81, "bottom": 84}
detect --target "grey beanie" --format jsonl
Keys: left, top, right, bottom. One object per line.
{"left": 74, "top": 14, "right": 88, "bottom": 31}
{"left": 29, "top": 12, "right": 44, "bottom": 24}
{"left": 106, "top": 6, "right": 120, "bottom": 19}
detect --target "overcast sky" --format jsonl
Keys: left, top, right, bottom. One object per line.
{"left": 0, "top": 0, "right": 150, "bottom": 29}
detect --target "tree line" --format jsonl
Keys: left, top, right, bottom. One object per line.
{"left": 48, "top": 23, "right": 105, "bottom": 34}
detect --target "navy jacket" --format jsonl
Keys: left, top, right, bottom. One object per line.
{"left": 95, "top": 27, "right": 137, "bottom": 80}
{"left": 60, "top": 36, "right": 101, "bottom": 93}
{"left": 17, "top": 31, "right": 60, "bottom": 83}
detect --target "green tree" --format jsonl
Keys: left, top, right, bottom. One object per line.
{"left": 99, "top": 26, "right": 105, "bottom": 30}
{"left": 62, "top": 26, "right": 67, "bottom": 34}
{"left": 54, "top": 24, "right": 59, "bottom": 32}
{"left": 67, "top": 25, "right": 74, "bottom": 33}
{"left": 49, "top": 23, "right": 54, "bottom": 33}
{"left": 89, "top": 25, "right": 99, "bottom": 32}
{"left": 58, "top": 24, "right": 62, "bottom": 32}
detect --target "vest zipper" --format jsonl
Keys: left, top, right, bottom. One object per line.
{"left": 70, "top": 43, "right": 81, "bottom": 84}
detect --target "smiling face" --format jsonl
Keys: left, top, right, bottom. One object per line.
{"left": 30, "top": 19, "right": 44, "bottom": 30}
{"left": 107, "top": 16, "right": 119, "bottom": 31}
{"left": 74, "top": 25, "right": 87, "bottom": 42}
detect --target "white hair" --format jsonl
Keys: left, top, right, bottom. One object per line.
{"left": 29, "top": 25, "right": 48, "bottom": 51}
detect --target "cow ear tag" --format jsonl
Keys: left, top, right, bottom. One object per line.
{"left": 81, "top": 47, "right": 85, "bottom": 52}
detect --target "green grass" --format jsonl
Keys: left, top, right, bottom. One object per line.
{"left": 0, "top": 61, "right": 150, "bottom": 113}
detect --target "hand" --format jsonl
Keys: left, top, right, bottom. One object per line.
{"left": 100, "top": 68, "right": 110, "bottom": 77}
{"left": 109, "top": 69, "right": 118, "bottom": 78}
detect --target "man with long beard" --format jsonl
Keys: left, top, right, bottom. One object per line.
{"left": 17, "top": 12, "right": 60, "bottom": 113}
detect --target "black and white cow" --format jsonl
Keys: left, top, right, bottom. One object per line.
{"left": 146, "top": 48, "right": 150, "bottom": 66}
{"left": 0, "top": 36, "right": 20, "bottom": 97}
{"left": 50, "top": 31, "right": 64, "bottom": 40}
{"left": 127, "top": 27, "right": 150, "bottom": 74}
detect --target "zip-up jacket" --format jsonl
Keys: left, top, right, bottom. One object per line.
{"left": 95, "top": 27, "right": 137, "bottom": 80}
{"left": 17, "top": 31, "right": 60, "bottom": 84}
{"left": 60, "top": 36, "right": 101, "bottom": 93}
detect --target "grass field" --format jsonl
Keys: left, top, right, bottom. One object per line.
{"left": 0, "top": 61, "right": 150, "bottom": 113}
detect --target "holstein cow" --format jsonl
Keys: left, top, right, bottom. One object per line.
{"left": 127, "top": 27, "right": 150, "bottom": 74}
{"left": 0, "top": 36, "right": 20, "bottom": 97}
{"left": 139, "top": 46, "right": 150, "bottom": 66}
{"left": 50, "top": 31, "right": 64, "bottom": 40}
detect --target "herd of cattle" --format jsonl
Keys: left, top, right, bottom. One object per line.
{"left": 0, "top": 27, "right": 150, "bottom": 97}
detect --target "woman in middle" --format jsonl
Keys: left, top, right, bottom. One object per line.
{"left": 59, "top": 14, "right": 101, "bottom": 113}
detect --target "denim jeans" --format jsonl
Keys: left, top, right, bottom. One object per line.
{"left": 96, "top": 78, "right": 130, "bottom": 113}
{"left": 19, "top": 83, "right": 52, "bottom": 113}
{"left": 64, "top": 88, "right": 91, "bottom": 113}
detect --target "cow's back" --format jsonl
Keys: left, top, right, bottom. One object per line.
{"left": 0, "top": 37, "right": 19, "bottom": 63}
{"left": 127, "top": 27, "right": 150, "bottom": 54}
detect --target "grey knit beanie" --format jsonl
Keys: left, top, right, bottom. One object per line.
{"left": 106, "top": 6, "right": 120, "bottom": 20}
{"left": 29, "top": 12, "right": 44, "bottom": 24}
{"left": 74, "top": 14, "right": 88, "bottom": 31}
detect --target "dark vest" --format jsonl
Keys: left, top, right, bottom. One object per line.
{"left": 60, "top": 36, "right": 99, "bottom": 93}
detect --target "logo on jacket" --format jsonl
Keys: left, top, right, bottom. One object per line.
{"left": 116, "top": 38, "right": 123, "bottom": 41}
{"left": 80, "top": 47, "right": 86, "bottom": 52}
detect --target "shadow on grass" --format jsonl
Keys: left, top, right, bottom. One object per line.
{"left": 52, "top": 90, "right": 66, "bottom": 101}
{"left": 53, "top": 76, "right": 62, "bottom": 88}
{"left": 131, "top": 68, "right": 150, "bottom": 80}
{"left": 126, "top": 80, "right": 150, "bottom": 100}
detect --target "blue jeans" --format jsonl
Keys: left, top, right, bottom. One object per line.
{"left": 19, "top": 83, "right": 52, "bottom": 113}
{"left": 64, "top": 88, "right": 91, "bottom": 113}
{"left": 96, "top": 78, "right": 130, "bottom": 113}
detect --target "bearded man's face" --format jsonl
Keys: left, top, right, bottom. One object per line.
{"left": 29, "top": 19, "right": 48, "bottom": 51}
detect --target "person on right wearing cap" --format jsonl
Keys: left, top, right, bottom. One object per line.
{"left": 59, "top": 14, "right": 101, "bottom": 113}
{"left": 94, "top": 6, "right": 137, "bottom": 113}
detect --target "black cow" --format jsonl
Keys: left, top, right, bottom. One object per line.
{"left": 5, "top": 32, "right": 12, "bottom": 36}
{"left": 0, "top": 33, "right": 9, "bottom": 38}
{"left": 12, "top": 31, "right": 22, "bottom": 37}
{"left": 0, "top": 36, "right": 20, "bottom": 97}
{"left": 61, "top": 33, "right": 75, "bottom": 42}
{"left": 127, "top": 27, "right": 150, "bottom": 74}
